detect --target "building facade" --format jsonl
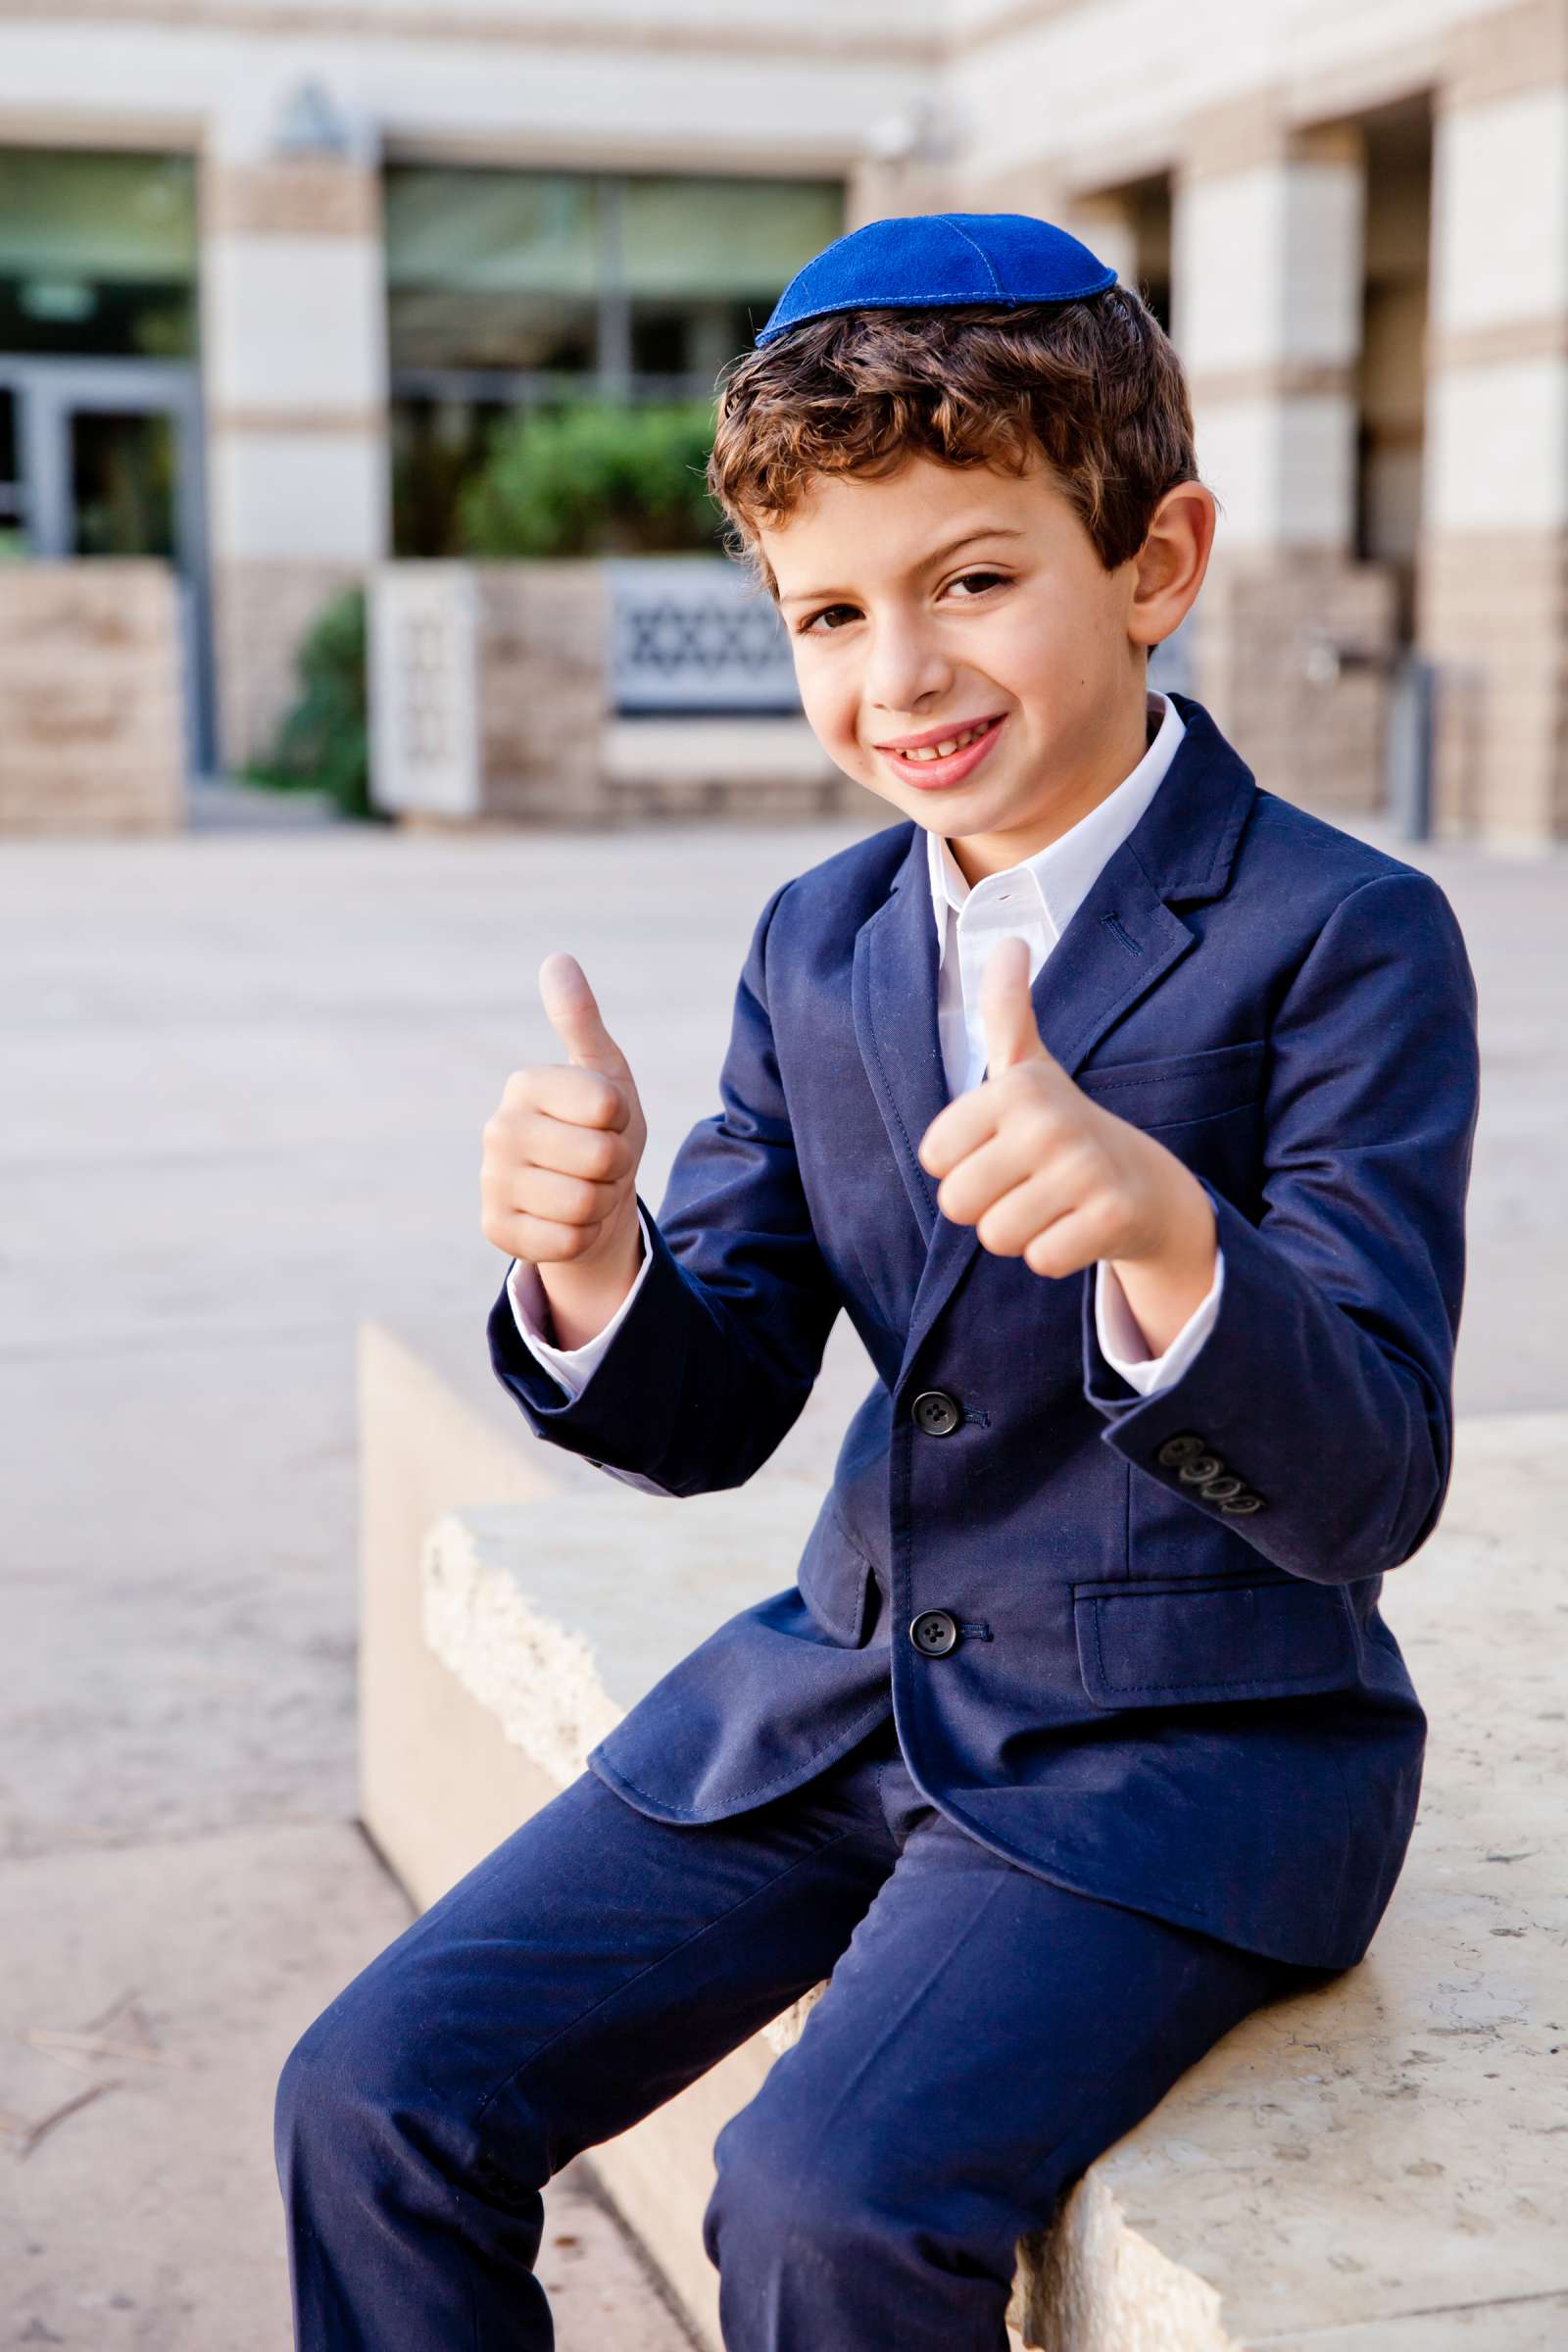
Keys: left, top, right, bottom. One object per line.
{"left": 0, "top": 0, "right": 1563, "bottom": 839}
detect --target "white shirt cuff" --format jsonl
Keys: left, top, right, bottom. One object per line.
{"left": 1094, "top": 1248, "right": 1225, "bottom": 1397}
{"left": 505, "top": 1207, "right": 653, "bottom": 1401}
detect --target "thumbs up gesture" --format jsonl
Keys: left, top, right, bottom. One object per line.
{"left": 480, "top": 952, "right": 648, "bottom": 1281}
{"left": 916, "top": 935, "right": 1216, "bottom": 1348}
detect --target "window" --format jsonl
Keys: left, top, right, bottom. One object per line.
{"left": 384, "top": 165, "right": 842, "bottom": 554}
{"left": 0, "top": 149, "right": 197, "bottom": 360}
{"left": 385, "top": 169, "right": 600, "bottom": 377}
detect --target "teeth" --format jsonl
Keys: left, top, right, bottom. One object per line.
{"left": 897, "top": 720, "right": 991, "bottom": 761}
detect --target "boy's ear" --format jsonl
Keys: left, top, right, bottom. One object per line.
{"left": 1126, "top": 481, "right": 1216, "bottom": 651}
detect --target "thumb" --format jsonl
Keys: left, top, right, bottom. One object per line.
{"left": 538, "top": 952, "right": 630, "bottom": 1079}
{"left": 979, "top": 934, "right": 1052, "bottom": 1077}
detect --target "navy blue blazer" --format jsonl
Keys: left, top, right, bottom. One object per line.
{"left": 488, "top": 695, "right": 1479, "bottom": 1971}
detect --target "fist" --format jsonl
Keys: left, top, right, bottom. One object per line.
{"left": 915, "top": 933, "right": 1212, "bottom": 1283}
{"left": 480, "top": 952, "right": 648, "bottom": 1268}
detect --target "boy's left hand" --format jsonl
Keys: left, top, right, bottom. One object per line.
{"left": 916, "top": 935, "right": 1217, "bottom": 1350}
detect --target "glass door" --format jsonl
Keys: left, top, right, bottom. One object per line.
{"left": 0, "top": 384, "right": 21, "bottom": 553}
{"left": 69, "top": 406, "right": 177, "bottom": 559}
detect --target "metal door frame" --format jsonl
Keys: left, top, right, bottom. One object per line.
{"left": 0, "top": 356, "right": 215, "bottom": 773}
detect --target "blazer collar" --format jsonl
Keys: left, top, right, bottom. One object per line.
{"left": 850, "top": 694, "right": 1257, "bottom": 1373}
{"left": 924, "top": 686, "right": 1187, "bottom": 959}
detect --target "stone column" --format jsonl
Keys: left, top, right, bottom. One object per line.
{"left": 1171, "top": 111, "right": 1396, "bottom": 814}
{"left": 1421, "top": 0, "right": 1568, "bottom": 842}
{"left": 200, "top": 119, "right": 389, "bottom": 769}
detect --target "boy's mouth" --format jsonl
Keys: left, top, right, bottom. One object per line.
{"left": 872, "top": 712, "right": 1006, "bottom": 789}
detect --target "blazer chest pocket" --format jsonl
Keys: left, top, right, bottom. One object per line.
{"left": 1071, "top": 1573, "right": 1358, "bottom": 1709}
{"left": 796, "top": 1492, "right": 877, "bottom": 1647}
{"left": 1076, "top": 1038, "right": 1265, "bottom": 1130}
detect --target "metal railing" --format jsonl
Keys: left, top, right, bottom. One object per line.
{"left": 604, "top": 557, "right": 803, "bottom": 717}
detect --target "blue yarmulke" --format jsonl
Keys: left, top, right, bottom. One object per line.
{"left": 756, "top": 212, "right": 1116, "bottom": 347}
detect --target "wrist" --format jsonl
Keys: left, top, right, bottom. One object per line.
{"left": 537, "top": 1209, "right": 644, "bottom": 1350}
{"left": 1119, "top": 1149, "right": 1214, "bottom": 1278}
{"left": 1159, "top": 1162, "right": 1217, "bottom": 1287}
{"left": 1106, "top": 1161, "right": 1217, "bottom": 1359}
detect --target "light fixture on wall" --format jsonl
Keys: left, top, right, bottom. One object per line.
{"left": 271, "top": 79, "right": 355, "bottom": 161}
{"left": 863, "top": 98, "right": 961, "bottom": 170}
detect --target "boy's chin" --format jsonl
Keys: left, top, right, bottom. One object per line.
{"left": 859, "top": 782, "right": 944, "bottom": 827}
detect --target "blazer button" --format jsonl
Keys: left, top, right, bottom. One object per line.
{"left": 909, "top": 1609, "right": 959, "bottom": 1656}
{"left": 1178, "top": 1454, "right": 1225, "bottom": 1486}
{"left": 911, "top": 1389, "right": 961, "bottom": 1436}
{"left": 1220, "top": 1492, "right": 1266, "bottom": 1515}
{"left": 1157, "top": 1433, "right": 1206, "bottom": 1467}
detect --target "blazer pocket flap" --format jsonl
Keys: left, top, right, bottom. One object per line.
{"left": 796, "top": 1494, "right": 875, "bottom": 1647}
{"left": 1072, "top": 1574, "right": 1357, "bottom": 1709}
{"left": 1076, "top": 1039, "right": 1265, "bottom": 1128}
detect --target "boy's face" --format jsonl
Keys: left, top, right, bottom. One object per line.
{"left": 761, "top": 448, "right": 1169, "bottom": 879}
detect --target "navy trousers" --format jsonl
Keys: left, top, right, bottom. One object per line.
{"left": 275, "top": 1714, "right": 1327, "bottom": 2350}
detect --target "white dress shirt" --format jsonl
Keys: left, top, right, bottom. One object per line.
{"left": 507, "top": 689, "right": 1223, "bottom": 1399}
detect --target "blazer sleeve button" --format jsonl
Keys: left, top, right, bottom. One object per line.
{"left": 1220, "top": 1492, "right": 1266, "bottom": 1514}
{"left": 1177, "top": 1454, "right": 1225, "bottom": 1485}
{"left": 1157, "top": 1433, "right": 1206, "bottom": 1467}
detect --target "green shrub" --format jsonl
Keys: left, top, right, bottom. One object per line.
{"left": 245, "top": 584, "right": 377, "bottom": 820}
{"left": 457, "top": 398, "right": 724, "bottom": 558}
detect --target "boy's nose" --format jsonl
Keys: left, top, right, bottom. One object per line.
{"left": 864, "top": 641, "right": 953, "bottom": 722}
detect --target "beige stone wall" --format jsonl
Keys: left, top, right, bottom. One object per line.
{"left": 458, "top": 563, "right": 867, "bottom": 826}
{"left": 0, "top": 562, "right": 185, "bottom": 835}
{"left": 472, "top": 563, "right": 612, "bottom": 824}
{"left": 1420, "top": 529, "right": 1568, "bottom": 841}
{"left": 211, "top": 559, "right": 365, "bottom": 770}
{"left": 601, "top": 720, "right": 864, "bottom": 824}
{"left": 1194, "top": 554, "right": 1399, "bottom": 816}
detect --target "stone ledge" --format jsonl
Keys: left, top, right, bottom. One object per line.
{"left": 415, "top": 1411, "right": 1568, "bottom": 2349}
{"left": 421, "top": 1478, "right": 829, "bottom": 1799}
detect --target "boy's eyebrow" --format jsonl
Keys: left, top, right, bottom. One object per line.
{"left": 776, "top": 525, "right": 1027, "bottom": 608}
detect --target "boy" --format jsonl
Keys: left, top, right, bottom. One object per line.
{"left": 275, "top": 216, "right": 1479, "bottom": 2351}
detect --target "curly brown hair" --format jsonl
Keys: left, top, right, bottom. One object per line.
{"left": 706, "top": 284, "right": 1198, "bottom": 597}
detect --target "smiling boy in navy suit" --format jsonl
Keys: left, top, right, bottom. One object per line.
{"left": 276, "top": 217, "right": 1479, "bottom": 2352}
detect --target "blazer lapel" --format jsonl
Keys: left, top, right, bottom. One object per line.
{"left": 850, "top": 694, "right": 1258, "bottom": 1381}
{"left": 852, "top": 825, "right": 950, "bottom": 1248}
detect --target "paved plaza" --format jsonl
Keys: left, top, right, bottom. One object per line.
{"left": 3, "top": 798, "right": 1565, "bottom": 2346}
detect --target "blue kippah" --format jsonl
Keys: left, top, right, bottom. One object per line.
{"left": 756, "top": 212, "right": 1116, "bottom": 347}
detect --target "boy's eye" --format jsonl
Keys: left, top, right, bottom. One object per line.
{"left": 796, "top": 570, "right": 1009, "bottom": 636}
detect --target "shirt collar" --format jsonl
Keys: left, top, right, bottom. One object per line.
{"left": 925, "top": 690, "right": 1186, "bottom": 963}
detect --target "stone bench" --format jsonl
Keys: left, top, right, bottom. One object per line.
{"left": 359, "top": 1315, "right": 1567, "bottom": 2349}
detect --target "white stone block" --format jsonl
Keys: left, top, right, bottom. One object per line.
{"left": 1195, "top": 390, "right": 1356, "bottom": 549}
{"left": 368, "top": 564, "right": 482, "bottom": 818}
{"left": 1174, "top": 169, "right": 1288, "bottom": 374}
{"left": 1433, "top": 87, "right": 1568, "bottom": 332}
{"left": 1427, "top": 356, "right": 1568, "bottom": 532}
{"left": 203, "top": 234, "right": 388, "bottom": 412}
{"left": 1280, "top": 160, "right": 1364, "bottom": 366}
{"left": 1176, "top": 160, "right": 1363, "bottom": 372}
{"left": 209, "top": 430, "right": 388, "bottom": 564}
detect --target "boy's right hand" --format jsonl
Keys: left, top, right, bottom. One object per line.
{"left": 480, "top": 953, "right": 648, "bottom": 1278}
